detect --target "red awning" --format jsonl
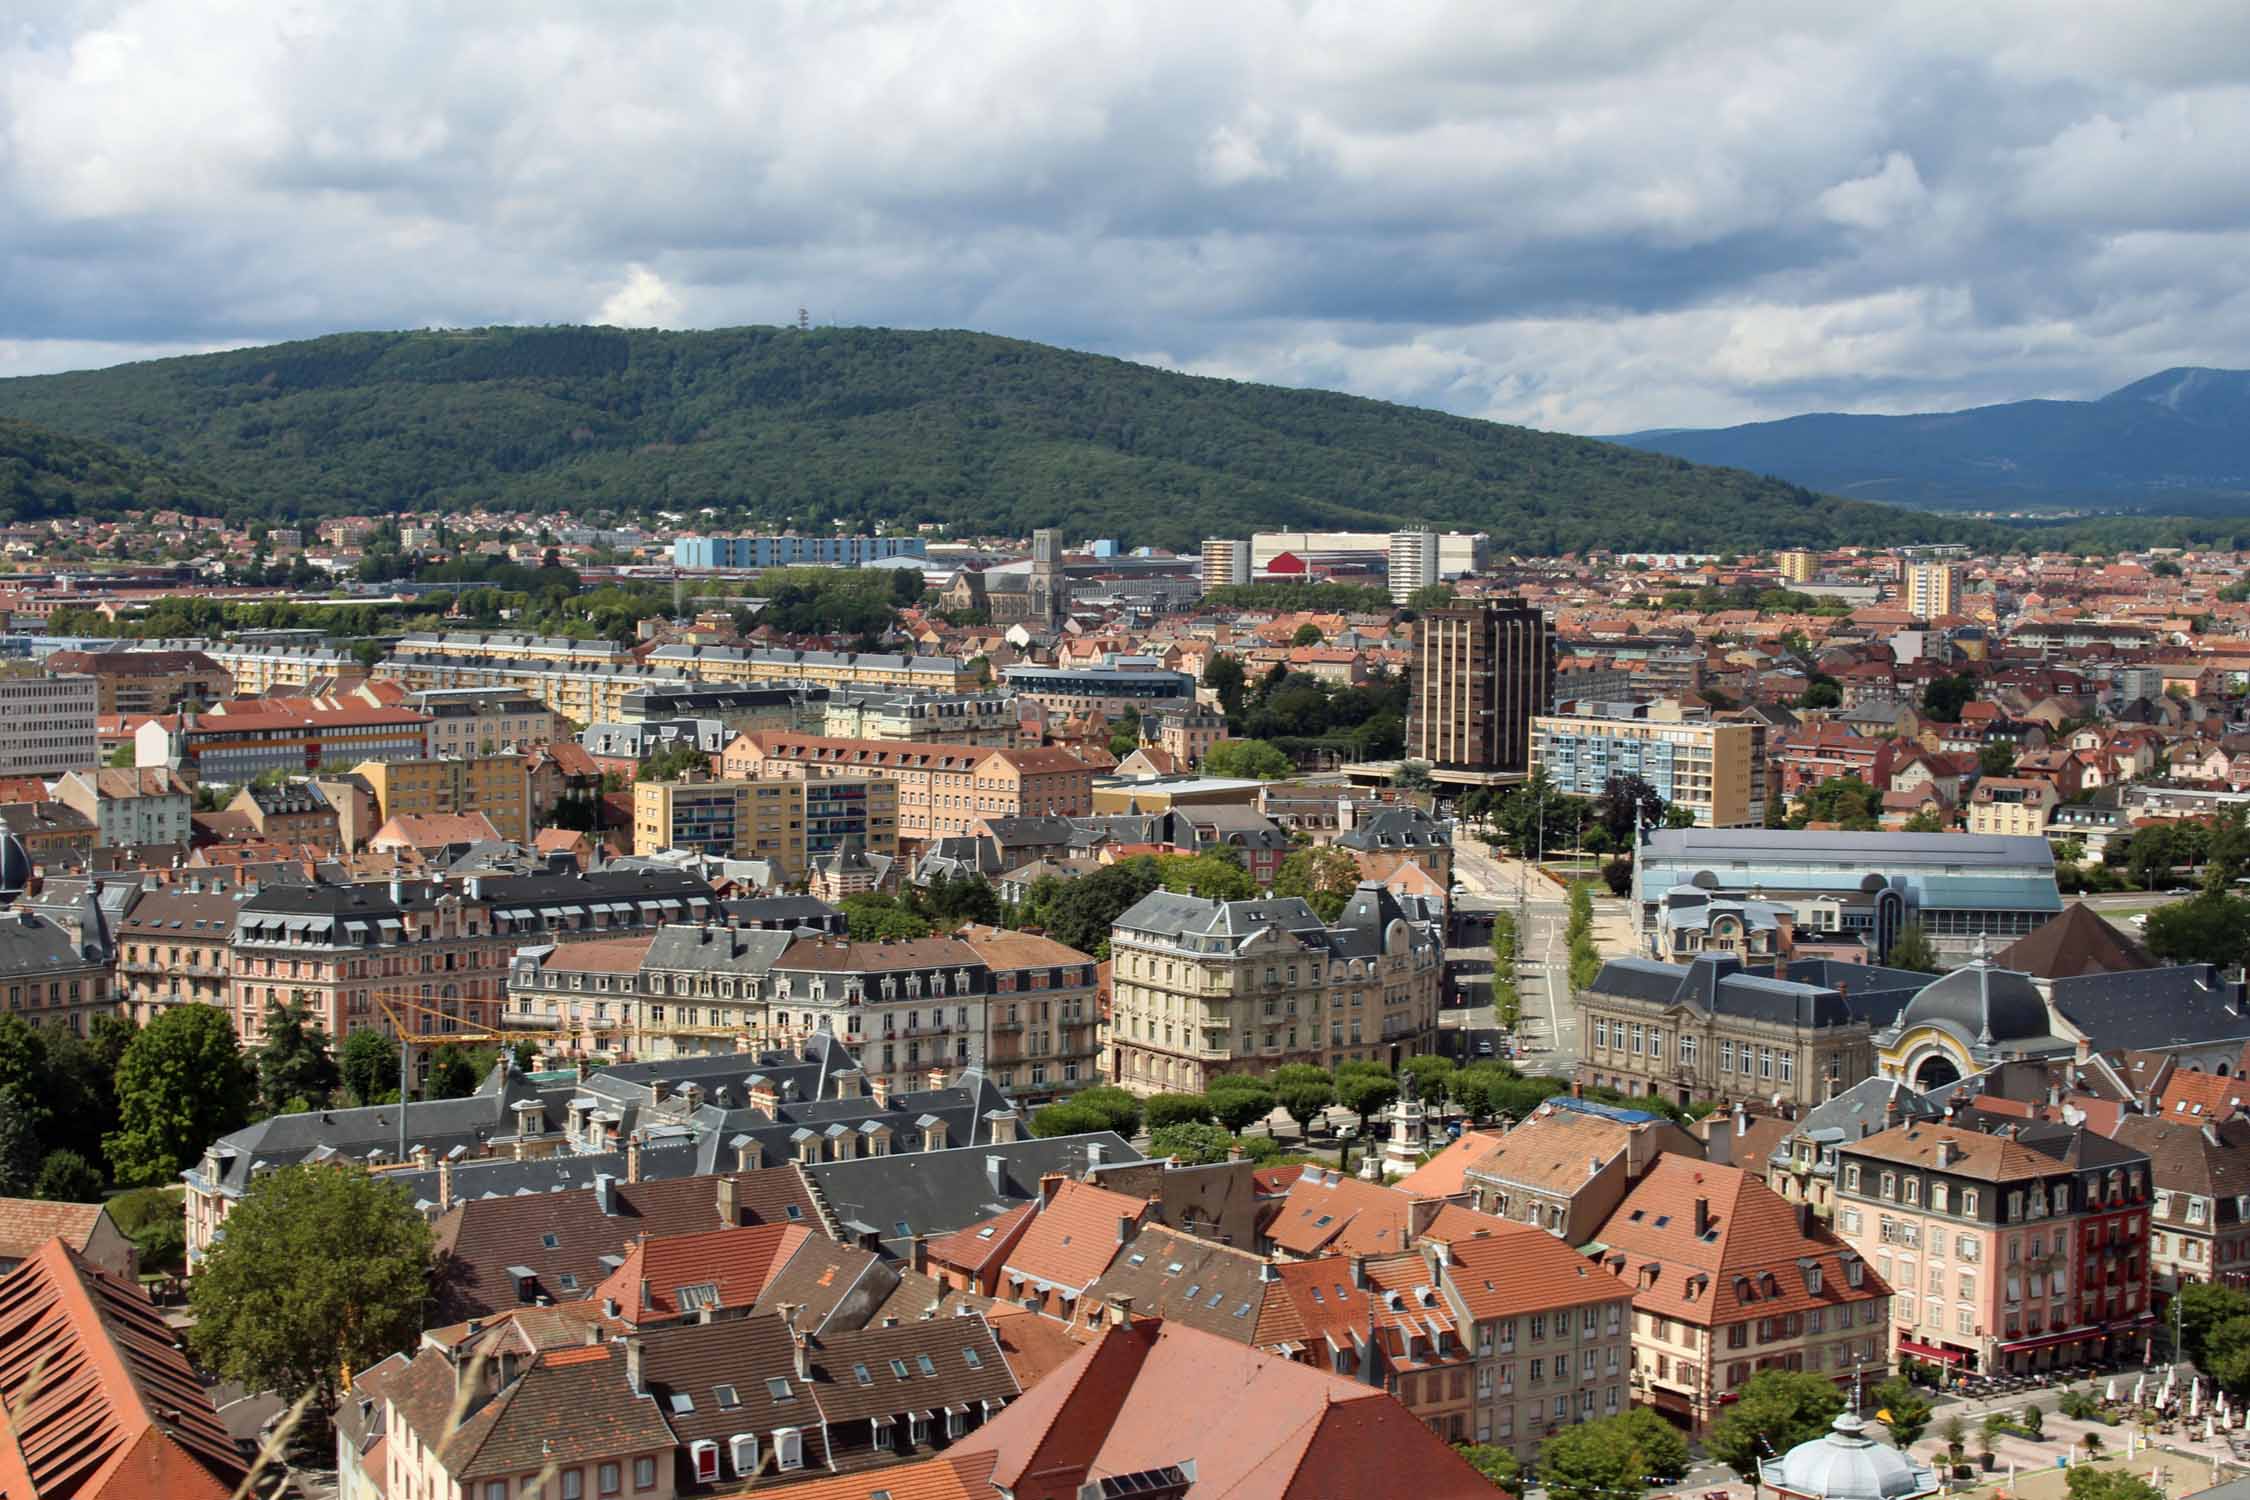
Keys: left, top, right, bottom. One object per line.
{"left": 1896, "top": 1339, "right": 1966, "bottom": 1364}
{"left": 1998, "top": 1328, "right": 2097, "bottom": 1354}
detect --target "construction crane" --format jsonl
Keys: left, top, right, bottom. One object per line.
{"left": 373, "top": 989, "right": 570, "bottom": 1162}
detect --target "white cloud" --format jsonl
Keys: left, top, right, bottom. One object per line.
{"left": 2, "top": 2, "right": 2248, "bottom": 428}
{"left": 1819, "top": 152, "right": 1927, "bottom": 232}
{"left": 595, "top": 265, "right": 684, "bottom": 329}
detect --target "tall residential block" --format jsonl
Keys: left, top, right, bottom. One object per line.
{"left": 1199, "top": 538, "right": 1250, "bottom": 594}
{"left": 1387, "top": 531, "right": 1440, "bottom": 604}
{"left": 1408, "top": 602, "right": 1553, "bottom": 785}
{"left": 633, "top": 776, "right": 897, "bottom": 879}
{"left": 1777, "top": 549, "right": 1819, "bottom": 584}
{"left": 353, "top": 754, "right": 532, "bottom": 842}
{"left": 1532, "top": 701, "right": 1761, "bottom": 828}
{"left": 670, "top": 534, "right": 928, "bottom": 568}
{"left": 1902, "top": 562, "right": 1962, "bottom": 620}
{"left": 0, "top": 666, "right": 99, "bottom": 778}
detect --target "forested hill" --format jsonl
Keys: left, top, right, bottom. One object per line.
{"left": 0, "top": 324, "right": 1986, "bottom": 551}
{"left": 2, "top": 417, "right": 243, "bottom": 523}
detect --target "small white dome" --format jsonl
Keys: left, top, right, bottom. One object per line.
{"left": 1759, "top": 1412, "right": 1940, "bottom": 1500}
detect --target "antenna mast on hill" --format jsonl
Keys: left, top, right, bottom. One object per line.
{"left": 797, "top": 306, "right": 810, "bottom": 333}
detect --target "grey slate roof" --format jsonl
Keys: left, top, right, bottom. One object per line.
{"left": 1589, "top": 953, "right": 1856, "bottom": 1028}
{"left": 2053, "top": 965, "right": 2250, "bottom": 1052}
{"left": 803, "top": 1132, "right": 1142, "bottom": 1260}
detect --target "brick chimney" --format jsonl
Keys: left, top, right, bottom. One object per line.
{"left": 749, "top": 1078, "right": 779, "bottom": 1116}
{"left": 717, "top": 1175, "right": 740, "bottom": 1227}
{"left": 1039, "top": 1171, "right": 1066, "bottom": 1207}
{"left": 1693, "top": 1196, "right": 1710, "bottom": 1237}
{"left": 626, "top": 1133, "right": 644, "bottom": 1185}
{"left": 438, "top": 1154, "right": 455, "bottom": 1212}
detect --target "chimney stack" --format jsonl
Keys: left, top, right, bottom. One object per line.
{"left": 626, "top": 1133, "right": 644, "bottom": 1184}
{"left": 716, "top": 1175, "right": 739, "bottom": 1226}
{"left": 438, "top": 1154, "right": 455, "bottom": 1212}
{"left": 624, "top": 1335, "right": 643, "bottom": 1394}
{"left": 1693, "top": 1196, "right": 1710, "bottom": 1238}
{"left": 870, "top": 1074, "right": 892, "bottom": 1108}
{"left": 911, "top": 1233, "right": 928, "bottom": 1276}
{"left": 1107, "top": 1293, "right": 1134, "bottom": 1329}
{"left": 1039, "top": 1171, "right": 1065, "bottom": 1207}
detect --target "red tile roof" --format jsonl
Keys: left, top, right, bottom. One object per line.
{"left": 1393, "top": 1129, "right": 1508, "bottom": 1199}
{"left": 0, "top": 1197, "right": 111, "bottom": 1263}
{"left": 0, "top": 1239, "right": 246, "bottom": 1499}
{"left": 1001, "top": 1180, "right": 1153, "bottom": 1295}
{"left": 1437, "top": 1222, "right": 1632, "bottom": 1321}
{"left": 1594, "top": 1157, "right": 1887, "bottom": 1327}
{"left": 1262, "top": 1168, "right": 1416, "bottom": 1258}
{"left": 592, "top": 1222, "right": 813, "bottom": 1323}
{"left": 927, "top": 1202, "right": 1037, "bottom": 1277}
{"left": 953, "top": 1319, "right": 1494, "bottom": 1499}
{"left": 2158, "top": 1069, "right": 2250, "bottom": 1123}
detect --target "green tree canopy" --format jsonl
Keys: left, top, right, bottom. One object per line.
{"left": 1148, "top": 1121, "right": 1235, "bottom": 1165}
{"left": 2064, "top": 1471, "right": 2167, "bottom": 1500}
{"left": 1272, "top": 1065, "right": 1335, "bottom": 1133}
{"left": 1063, "top": 1086, "right": 1145, "bottom": 1139}
{"left": 1204, "top": 1074, "right": 1277, "bottom": 1134}
{"left": 1539, "top": 1408, "right": 1692, "bottom": 1500}
{"left": 1156, "top": 849, "right": 1257, "bottom": 902}
{"left": 1884, "top": 922, "right": 1941, "bottom": 973}
{"left": 422, "top": 1044, "right": 485, "bottom": 1101}
{"left": 1921, "top": 673, "right": 1980, "bottom": 721}
{"left": 1706, "top": 1370, "right": 1845, "bottom": 1483}
{"left": 1788, "top": 774, "right": 1880, "bottom": 831}
{"left": 339, "top": 1027, "right": 398, "bottom": 1108}
{"left": 1272, "top": 846, "right": 1363, "bottom": 923}
{"left": 1334, "top": 1063, "right": 1398, "bottom": 1128}
{"left": 1290, "top": 622, "right": 1325, "bottom": 646}
{"left": 32, "top": 1150, "right": 103, "bottom": 1203}
{"left": 256, "top": 1000, "right": 342, "bottom": 1116}
{"left": 1870, "top": 1376, "right": 1933, "bottom": 1447}
{"left": 1016, "top": 857, "right": 1162, "bottom": 957}
{"left": 1455, "top": 1441, "right": 1521, "bottom": 1493}
{"left": 2206, "top": 1314, "right": 2250, "bottom": 1397}
{"left": 1027, "top": 1101, "right": 1110, "bottom": 1138}
{"left": 1143, "top": 1093, "right": 1214, "bottom": 1131}
{"left": 635, "top": 742, "right": 712, "bottom": 782}
{"left": 840, "top": 892, "right": 935, "bottom": 942}
{"left": 190, "top": 1164, "right": 433, "bottom": 1422}
{"left": 1201, "top": 738, "right": 1294, "bottom": 780}
{"left": 2144, "top": 888, "right": 2250, "bottom": 970}
{"left": 2176, "top": 1283, "right": 2250, "bottom": 1368}
{"left": 106, "top": 1005, "right": 256, "bottom": 1187}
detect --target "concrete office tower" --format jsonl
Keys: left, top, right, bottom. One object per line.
{"left": 1409, "top": 602, "right": 1554, "bottom": 786}
{"left": 0, "top": 666, "right": 99, "bottom": 777}
{"left": 1902, "top": 562, "right": 1962, "bottom": 620}
{"left": 1199, "top": 538, "right": 1250, "bottom": 594}
{"left": 1387, "top": 531, "right": 1440, "bottom": 604}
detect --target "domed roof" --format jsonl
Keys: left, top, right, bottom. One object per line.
{"left": 1895, "top": 954, "right": 2050, "bottom": 1046}
{"left": 1760, "top": 1411, "right": 1939, "bottom": 1500}
{"left": 0, "top": 832, "right": 27, "bottom": 900}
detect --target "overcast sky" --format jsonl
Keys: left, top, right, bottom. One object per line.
{"left": 6, "top": 1, "right": 2249, "bottom": 432}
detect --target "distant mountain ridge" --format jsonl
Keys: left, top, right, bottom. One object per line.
{"left": 0, "top": 323, "right": 1991, "bottom": 552}
{"left": 1609, "top": 367, "right": 2250, "bottom": 514}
